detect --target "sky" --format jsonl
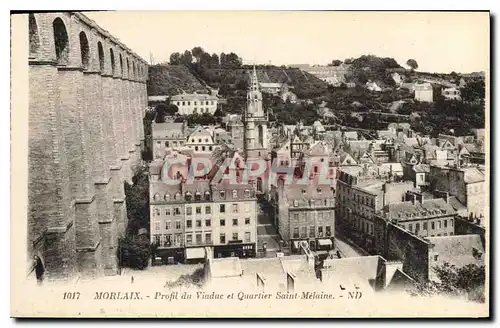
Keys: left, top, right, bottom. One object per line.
{"left": 84, "top": 11, "right": 489, "bottom": 73}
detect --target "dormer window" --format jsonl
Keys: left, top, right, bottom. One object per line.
{"left": 204, "top": 191, "right": 211, "bottom": 201}
{"left": 164, "top": 193, "right": 171, "bottom": 201}
{"left": 195, "top": 191, "right": 201, "bottom": 201}
{"left": 174, "top": 192, "right": 181, "bottom": 200}
{"left": 317, "top": 188, "right": 322, "bottom": 194}
{"left": 301, "top": 189, "right": 306, "bottom": 195}
{"left": 185, "top": 192, "right": 192, "bottom": 201}
{"left": 293, "top": 200, "right": 299, "bottom": 207}
{"left": 232, "top": 190, "right": 238, "bottom": 199}
{"left": 244, "top": 189, "right": 251, "bottom": 198}
{"left": 154, "top": 193, "right": 160, "bottom": 201}
{"left": 220, "top": 190, "right": 226, "bottom": 198}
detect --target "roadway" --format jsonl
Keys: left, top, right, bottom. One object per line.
{"left": 334, "top": 234, "right": 368, "bottom": 258}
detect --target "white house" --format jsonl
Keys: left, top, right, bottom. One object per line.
{"left": 259, "top": 82, "right": 283, "bottom": 95}
{"left": 442, "top": 87, "right": 462, "bottom": 101}
{"left": 414, "top": 82, "right": 433, "bottom": 102}
{"left": 185, "top": 126, "right": 219, "bottom": 154}
{"left": 170, "top": 93, "right": 219, "bottom": 115}
{"left": 365, "top": 81, "right": 382, "bottom": 92}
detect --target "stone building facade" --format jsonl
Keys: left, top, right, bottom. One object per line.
{"left": 149, "top": 165, "right": 258, "bottom": 263}
{"left": 273, "top": 179, "right": 335, "bottom": 253}
{"left": 335, "top": 166, "right": 413, "bottom": 253}
{"left": 28, "top": 12, "right": 148, "bottom": 280}
{"left": 429, "top": 165, "right": 485, "bottom": 218}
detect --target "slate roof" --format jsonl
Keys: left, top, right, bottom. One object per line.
{"left": 321, "top": 256, "right": 385, "bottom": 290}
{"left": 463, "top": 167, "right": 485, "bottom": 183}
{"left": 152, "top": 122, "right": 185, "bottom": 139}
{"left": 385, "top": 198, "right": 456, "bottom": 221}
{"left": 208, "top": 257, "right": 243, "bottom": 278}
{"left": 448, "top": 196, "right": 468, "bottom": 216}
{"left": 413, "top": 164, "right": 430, "bottom": 173}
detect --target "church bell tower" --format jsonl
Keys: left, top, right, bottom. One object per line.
{"left": 244, "top": 66, "right": 268, "bottom": 159}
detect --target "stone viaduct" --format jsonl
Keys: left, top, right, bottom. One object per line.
{"left": 28, "top": 12, "right": 148, "bottom": 280}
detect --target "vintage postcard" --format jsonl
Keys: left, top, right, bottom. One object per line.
{"left": 11, "top": 11, "right": 490, "bottom": 318}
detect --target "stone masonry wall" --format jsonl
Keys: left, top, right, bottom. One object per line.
{"left": 28, "top": 12, "right": 148, "bottom": 281}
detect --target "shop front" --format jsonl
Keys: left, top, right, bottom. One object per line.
{"left": 317, "top": 238, "right": 334, "bottom": 252}
{"left": 214, "top": 241, "right": 256, "bottom": 259}
{"left": 184, "top": 247, "right": 207, "bottom": 264}
{"left": 155, "top": 247, "right": 184, "bottom": 265}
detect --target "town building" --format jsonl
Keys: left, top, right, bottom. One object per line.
{"left": 403, "top": 163, "right": 430, "bottom": 189}
{"left": 210, "top": 180, "right": 258, "bottom": 259}
{"left": 441, "top": 87, "right": 462, "bottom": 101}
{"left": 28, "top": 12, "right": 147, "bottom": 280}
{"left": 414, "top": 82, "right": 433, "bottom": 102}
{"left": 149, "top": 159, "right": 258, "bottom": 263}
{"left": 170, "top": 92, "right": 219, "bottom": 115}
{"left": 271, "top": 178, "right": 336, "bottom": 254}
{"left": 375, "top": 190, "right": 457, "bottom": 240}
{"left": 365, "top": 81, "right": 382, "bottom": 92}
{"left": 259, "top": 82, "right": 283, "bottom": 95}
{"left": 302, "top": 64, "right": 350, "bottom": 87}
{"left": 373, "top": 219, "right": 485, "bottom": 283}
{"left": 280, "top": 84, "right": 298, "bottom": 104}
{"left": 151, "top": 122, "right": 187, "bottom": 160}
{"left": 429, "top": 165, "right": 485, "bottom": 218}
{"left": 149, "top": 182, "right": 185, "bottom": 263}
{"left": 203, "top": 250, "right": 414, "bottom": 295}
{"left": 336, "top": 166, "right": 414, "bottom": 252}
{"left": 185, "top": 126, "right": 219, "bottom": 154}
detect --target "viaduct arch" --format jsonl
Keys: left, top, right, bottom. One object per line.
{"left": 28, "top": 12, "right": 148, "bottom": 281}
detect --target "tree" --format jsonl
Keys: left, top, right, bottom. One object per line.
{"left": 461, "top": 78, "right": 485, "bottom": 103}
{"left": 154, "top": 104, "right": 167, "bottom": 123}
{"left": 165, "top": 104, "right": 179, "bottom": 116}
{"left": 236, "top": 79, "right": 249, "bottom": 91}
{"left": 124, "top": 165, "right": 150, "bottom": 233}
{"left": 412, "top": 262, "right": 485, "bottom": 302}
{"left": 180, "top": 50, "right": 193, "bottom": 66}
{"left": 225, "top": 52, "right": 242, "bottom": 68}
{"left": 344, "top": 58, "right": 354, "bottom": 64}
{"left": 169, "top": 52, "right": 181, "bottom": 65}
{"left": 199, "top": 52, "right": 212, "bottom": 70}
{"left": 118, "top": 234, "right": 151, "bottom": 270}
{"left": 191, "top": 46, "right": 204, "bottom": 62}
{"left": 213, "top": 107, "right": 224, "bottom": 117}
{"left": 329, "top": 59, "right": 343, "bottom": 66}
{"left": 406, "top": 59, "right": 418, "bottom": 71}
{"left": 210, "top": 53, "right": 220, "bottom": 68}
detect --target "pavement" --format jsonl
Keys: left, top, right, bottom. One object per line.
{"left": 334, "top": 234, "right": 368, "bottom": 258}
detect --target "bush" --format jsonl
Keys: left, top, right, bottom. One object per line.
{"left": 164, "top": 268, "right": 205, "bottom": 289}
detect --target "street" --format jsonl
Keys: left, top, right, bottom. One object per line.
{"left": 334, "top": 234, "right": 368, "bottom": 258}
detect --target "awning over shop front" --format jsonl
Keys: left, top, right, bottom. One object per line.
{"left": 318, "top": 239, "right": 333, "bottom": 247}
{"left": 186, "top": 247, "right": 205, "bottom": 259}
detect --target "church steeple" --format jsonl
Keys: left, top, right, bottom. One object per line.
{"left": 244, "top": 65, "right": 268, "bottom": 155}
{"left": 250, "top": 65, "right": 259, "bottom": 91}
{"left": 247, "top": 66, "right": 263, "bottom": 116}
